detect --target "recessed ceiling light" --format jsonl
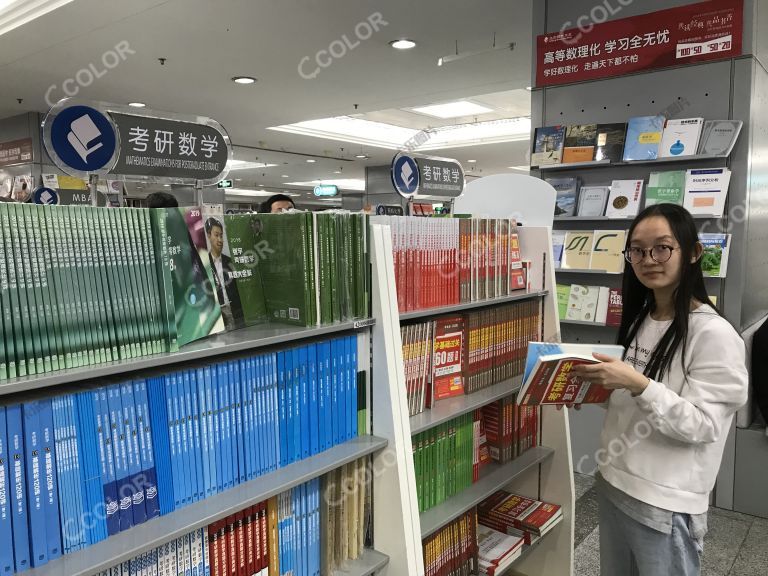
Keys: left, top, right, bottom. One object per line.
{"left": 235, "top": 178, "right": 242, "bottom": 182}
{"left": 467, "top": 159, "right": 477, "bottom": 163}
{"left": 390, "top": 39, "right": 416, "bottom": 50}
{"left": 128, "top": 102, "right": 146, "bottom": 108}
{"left": 334, "top": 170, "right": 342, "bottom": 174}
{"left": 232, "top": 76, "right": 256, "bottom": 84}
{"left": 281, "top": 175, "right": 290, "bottom": 178}
{"left": 306, "top": 159, "right": 316, "bottom": 163}
{"left": 412, "top": 100, "right": 494, "bottom": 119}
{"left": 163, "top": 184, "right": 171, "bottom": 187}
{"left": 525, "top": 86, "right": 533, "bottom": 91}
{"left": 355, "top": 154, "right": 368, "bottom": 159}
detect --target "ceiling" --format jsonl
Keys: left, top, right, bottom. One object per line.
{"left": 0, "top": 0, "right": 534, "bottom": 205}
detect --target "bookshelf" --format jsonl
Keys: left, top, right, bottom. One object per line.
{"left": 399, "top": 291, "right": 548, "bottom": 321}
{"left": 535, "top": 153, "right": 728, "bottom": 171}
{"left": 370, "top": 175, "right": 575, "bottom": 576}
{"left": 331, "top": 549, "right": 391, "bottom": 576}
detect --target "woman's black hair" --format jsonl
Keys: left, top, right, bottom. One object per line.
{"left": 617, "top": 204, "right": 719, "bottom": 381}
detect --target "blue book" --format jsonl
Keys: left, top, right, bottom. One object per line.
{"left": 268, "top": 353, "right": 279, "bottom": 472}
{"left": 285, "top": 349, "right": 296, "bottom": 465}
{"left": 22, "top": 402, "right": 48, "bottom": 567}
{"left": 6, "top": 404, "right": 30, "bottom": 573}
{"left": 258, "top": 355, "right": 268, "bottom": 475}
{"left": 317, "top": 342, "right": 328, "bottom": 453}
{"left": 240, "top": 358, "right": 253, "bottom": 482}
{"left": 323, "top": 342, "right": 333, "bottom": 451}
{"left": 192, "top": 369, "right": 206, "bottom": 502}
{"left": 133, "top": 380, "right": 160, "bottom": 520}
{"left": 308, "top": 345, "right": 319, "bottom": 456}
{"left": 292, "top": 348, "right": 301, "bottom": 464}
{"left": 107, "top": 385, "right": 132, "bottom": 531}
{"left": 93, "top": 388, "right": 119, "bottom": 536}
{"left": 0, "top": 406, "right": 15, "bottom": 576}
{"left": 217, "top": 363, "right": 233, "bottom": 490}
{"left": 277, "top": 352, "right": 287, "bottom": 467}
{"left": 623, "top": 115, "right": 665, "bottom": 161}
{"left": 210, "top": 366, "right": 223, "bottom": 495}
{"left": 169, "top": 372, "right": 187, "bottom": 508}
{"left": 195, "top": 368, "right": 212, "bottom": 499}
{"left": 37, "top": 399, "right": 61, "bottom": 561}
{"left": 56, "top": 396, "right": 82, "bottom": 553}
{"left": 249, "top": 356, "right": 260, "bottom": 479}
{"left": 79, "top": 391, "right": 107, "bottom": 543}
{"left": 351, "top": 335, "right": 359, "bottom": 439}
{"left": 183, "top": 370, "right": 202, "bottom": 502}
{"left": 344, "top": 337, "right": 353, "bottom": 441}
{"left": 121, "top": 383, "right": 147, "bottom": 525}
{"left": 299, "top": 346, "right": 310, "bottom": 460}
{"left": 147, "top": 377, "right": 174, "bottom": 515}
{"left": 331, "top": 339, "right": 340, "bottom": 446}
{"left": 229, "top": 361, "right": 245, "bottom": 485}
{"left": 203, "top": 367, "right": 218, "bottom": 496}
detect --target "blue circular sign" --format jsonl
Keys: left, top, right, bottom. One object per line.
{"left": 33, "top": 187, "right": 60, "bottom": 205}
{"left": 49, "top": 105, "right": 117, "bottom": 173}
{"left": 391, "top": 153, "right": 420, "bottom": 197}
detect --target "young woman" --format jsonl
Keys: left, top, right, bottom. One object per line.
{"left": 570, "top": 204, "right": 748, "bottom": 576}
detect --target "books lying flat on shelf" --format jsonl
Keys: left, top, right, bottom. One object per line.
{"left": 560, "top": 231, "right": 593, "bottom": 270}
{"left": 699, "top": 233, "right": 731, "bottom": 278}
{"left": 518, "top": 342, "right": 625, "bottom": 405}
{"left": 683, "top": 168, "right": 732, "bottom": 217}
{"left": 477, "top": 524, "right": 525, "bottom": 576}
{"left": 606, "top": 180, "right": 644, "bottom": 218}
{"left": 547, "top": 177, "right": 579, "bottom": 217}
{"left": 531, "top": 125, "right": 566, "bottom": 166}
{"left": 589, "top": 230, "right": 626, "bottom": 274}
{"left": 563, "top": 124, "right": 598, "bottom": 163}
{"left": 659, "top": 118, "right": 704, "bottom": 158}
{"left": 698, "top": 120, "right": 743, "bottom": 156}
{"left": 479, "top": 490, "right": 563, "bottom": 537}
{"left": 594, "top": 123, "right": 627, "bottom": 163}
{"left": 623, "top": 115, "right": 665, "bottom": 161}
{"left": 577, "top": 186, "right": 610, "bottom": 217}
{"left": 646, "top": 170, "right": 686, "bottom": 206}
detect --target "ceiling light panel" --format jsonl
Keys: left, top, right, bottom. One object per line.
{"left": 269, "top": 117, "right": 419, "bottom": 150}
{"left": 284, "top": 178, "right": 365, "bottom": 191}
{"left": 0, "top": 0, "right": 76, "bottom": 36}
{"left": 411, "top": 101, "right": 494, "bottom": 119}
{"left": 226, "top": 160, "right": 279, "bottom": 170}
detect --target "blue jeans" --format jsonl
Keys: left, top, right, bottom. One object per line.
{"left": 597, "top": 488, "right": 703, "bottom": 576}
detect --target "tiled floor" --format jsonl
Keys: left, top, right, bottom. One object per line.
{"left": 574, "top": 474, "right": 768, "bottom": 575}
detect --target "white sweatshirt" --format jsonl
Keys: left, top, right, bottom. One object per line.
{"left": 599, "top": 305, "right": 749, "bottom": 514}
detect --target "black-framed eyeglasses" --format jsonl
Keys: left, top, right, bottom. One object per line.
{"left": 622, "top": 245, "right": 678, "bottom": 264}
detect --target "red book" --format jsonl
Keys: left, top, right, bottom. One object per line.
{"left": 244, "top": 506, "right": 255, "bottom": 576}
{"left": 606, "top": 288, "right": 623, "bottom": 327}
{"left": 431, "top": 317, "right": 465, "bottom": 401}
{"left": 235, "top": 511, "right": 246, "bottom": 576}
{"left": 227, "top": 515, "right": 238, "bottom": 576}
{"left": 217, "top": 521, "right": 228, "bottom": 576}
{"left": 260, "top": 502, "right": 269, "bottom": 570}
{"left": 518, "top": 352, "right": 616, "bottom": 406}
{"left": 209, "top": 522, "right": 220, "bottom": 576}
{"left": 479, "top": 490, "right": 562, "bottom": 536}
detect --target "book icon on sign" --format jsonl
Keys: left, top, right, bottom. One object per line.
{"left": 401, "top": 161, "right": 415, "bottom": 188}
{"left": 67, "top": 114, "right": 104, "bottom": 163}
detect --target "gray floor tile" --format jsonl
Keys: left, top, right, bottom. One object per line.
{"left": 574, "top": 488, "right": 600, "bottom": 549}
{"left": 728, "top": 518, "right": 768, "bottom": 576}
{"left": 575, "top": 526, "right": 601, "bottom": 576}
{"left": 575, "top": 472, "right": 596, "bottom": 501}
{"left": 709, "top": 506, "right": 761, "bottom": 524}
{"left": 701, "top": 510, "right": 752, "bottom": 576}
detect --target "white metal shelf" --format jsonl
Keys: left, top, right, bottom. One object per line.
{"left": 554, "top": 214, "right": 721, "bottom": 221}
{"left": 419, "top": 446, "right": 554, "bottom": 539}
{"left": 490, "top": 515, "right": 565, "bottom": 576}
{"left": 560, "top": 319, "right": 609, "bottom": 327}
{"left": 25, "top": 436, "right": 388, "bottom": 576}
{"left": 555, "top": 268, "right": 621, "bottom": 275}
{"left": 0, "top": 319, "right": 374, "bottom": 397}
{"left": 410, "top": 377, "right": 523, "bottom": 436}
{"left": 399, "top": 291, "right": 549, "bottom": 321}
{"left": 533, "top": 153, "right": 728, "bottom": 171}
{"left": 332, "top": 549, "right": 390, "bottom": 576}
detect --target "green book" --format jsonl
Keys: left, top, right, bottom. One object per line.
{"left": 149, "top": 208, "right": 178, "bottom": 352}
{"left": 67, "top": 207, "right": 95, "bottom": 365}
{"left": 51, "top": 207, "right": 80, "bottom": 367}
{"left": 31, "top": 206, "right": 61, "bottom": 371}
{"left": 646, "top": 170, "right": 686, "bottom": 206}
{"left": 220, "top": 213, "right": 268, "bottom": 327}
{"left": 0, "top": 206, "right": 15, "bottom": 378}
{"left": 82, "top": 206, "right": 108, "bottom": 364}
{"left": 165, "top": 207, "right": 224, "bottom": 346}
{"left": 24, "top": 205, "right": 54, "bottom": 371}
{"left": 138, "top": 209, "right": 164, "bottom": 354}
{"left": 111, "top": 209, "right": 139, "bottom": 358}
{"left": 556, "top": 284, "right": 571, "bottom": 320}
{"left": 304, "top": 213, "right": 318, "bottom": 326}
{"left": 314, "top": 214, "right": 329, "bottom": 325}
{"left": 1, "top": 204, "right": 25, "bottom": 376}
{"left": 122, "top": 208, "right": 149, "bottom": 357}
{"left": 10, "top": 204, "right": 38, "bottom": 373}
{"left": 126, "top": 208, "right": 152, "bottom": 357}
{"left": 89, "top": 207, "right": 118, "bottom": 362}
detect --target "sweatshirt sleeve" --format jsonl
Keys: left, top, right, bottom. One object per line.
{"left": 633, "top": 317, "right": 748, "bottom": 444}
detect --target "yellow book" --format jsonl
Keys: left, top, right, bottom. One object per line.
{"left": 589, "top": 230, "right": 626, "bottom": 273}
{"left": 561, "top": 231, "right": 594, "bottom": 270}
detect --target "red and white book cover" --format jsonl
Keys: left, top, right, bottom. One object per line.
{"left": 431, "top": 316, "right": 465, "bottom": 401}
{"left": 479, "top": 490, "right": 562, "bottom": 535}
{"left": 606, "top": 288, "right": 623, "bottom": 327}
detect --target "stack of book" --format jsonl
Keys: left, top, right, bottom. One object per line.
{"left": 481, "top": 396, "right": 538, "bottom": 465}
{"left": 556, "top": 284, "right": 623, "bottom": 325}
{"left": 422, "top": 510, "right": 478, "bottom": 576}
{"left": 532, "top": 117, "right": 742, "bottom": 167}
{"left": 478, "top": 490, "right": 563, "bottom": 544}
{"left": 0, "top": 334, "right": 365, "bottom": 573}
{"left": 401, "top": 300, "right": 543, "bottom": 415}
{"left": 373, "top": 216, "right": 526, "bottom": 313}
{"left": 477, "top": 524, "right": 526, "bottom": 576}
{"left": 207, "top": 500, "right": 273, "bottom": 576}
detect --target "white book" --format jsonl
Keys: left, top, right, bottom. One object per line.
{"left": 683, "top": 168, "right": 731, "bottom": 217}
{"left": 698, "top": 120, "right": 743, "bottom": 156}
{"left": 606, "top": 180, "right": 644, "bottom": 218}
{"left": 595, "top": 286, "right": 611, "bottom": 324}
{"left": 566, "top": 284, "right": 588, "bottom": 321}
{"left": 699, "top": 233, "right": 731, "bottom": 278}
{"left": 42, "top": 173, "right": 60, "bottom": 189}
{"left": 577, "top": 186, "right": 610, "bottom": 217}
{"left": 659, "top": 118, "right": 704, "bottom": 157}
{"left": 551, "top": 231, "right": 566, "bottom": 269}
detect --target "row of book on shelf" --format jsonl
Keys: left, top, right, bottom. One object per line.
{"left": 372, "top": 216, "right": 528, "bottom": 313}
{"left": 549, "top": 167, "right": 732, "bottom": 220}
{"left": 91, "top": 458, "right": 370, "bottom": 576}
{"left": 0, "top": 204, "right": 369, "bottom": 381}
{"left": 532, "top": 116, "right": 742, "bottom": 166}
{"left": 413, "top": 394, "right": 539, "bottom": 514}
{"left": 552, "top": 229, "right": 732, "bottom": 278}
{"left": 402, "top": 300, "right": 542, "bottom": 416}
{"left": 423, "top": 490, "right": 563, "bottom": 576}
{"left": 557, "top": 284, "right": 622, "bottom": 326}
{"left": 0, "top": 334, "right": 367, "bottom": 574}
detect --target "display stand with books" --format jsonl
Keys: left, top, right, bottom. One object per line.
{"left": 370, "top": 174, "right": 574, "bottom": 576}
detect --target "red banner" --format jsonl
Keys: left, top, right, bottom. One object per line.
{"left": 536, "top": 0, "right": 743, "bottom": 87}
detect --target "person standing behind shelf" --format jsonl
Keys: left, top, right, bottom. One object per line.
{"left": 260, "top": 193, "right": 295, "bottom": 213}
{"left": 567, "top": 204, "right": 748, "bottom": 576}
{"left": 205, "top": 216, "right": 243, "bottom": 330}
{"left": 145, "top": 191, "right": 179, "bottom": 208}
